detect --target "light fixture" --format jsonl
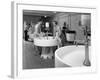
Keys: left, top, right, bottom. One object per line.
{"left": 44, "top": 15, "right": 47, "bottom": 18}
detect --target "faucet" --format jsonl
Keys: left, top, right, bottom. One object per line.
{"left": 83, "top": 26, "right": 91, "bottom": 66}
{"left": 74, "top": 40, "right": 78, "bottom": 46}
{"left": 73, "top": 33, "right": 78, "bottom": 46}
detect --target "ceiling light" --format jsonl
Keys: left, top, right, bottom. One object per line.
{"left": 44, "top": 16, "right": 47, "bottom": 18}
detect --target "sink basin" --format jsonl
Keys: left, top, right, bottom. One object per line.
{"left": 34, "top": 36, "right": 58, "bottom": 47}
{"left": 34, "top": 36, "right": 58, "bottom": 59}
{"left": 55, "top": 45, "right": 91, "bottom": 67}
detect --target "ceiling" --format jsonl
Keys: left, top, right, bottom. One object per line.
{"left": 23, "top": 10, "right": 90, "bottom": 17}
{"left": 23, "top": 10, "right": 58, "bottom": 17}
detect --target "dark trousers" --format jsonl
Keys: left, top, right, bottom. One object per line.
{"left": 24, "top": 30, "right": 29, "bottom": 41}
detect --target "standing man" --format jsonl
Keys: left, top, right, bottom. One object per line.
{"left": 52, "top": 21, "right": 62, "bottom": 47}
{"left": 33, "top": 21, "right": 42, "bottom": 37}
{"left": 52, "top": 21, "right": 61, "bottom": 37}
{"left": 33, "top": 21, "right": 43, "bottom": 55}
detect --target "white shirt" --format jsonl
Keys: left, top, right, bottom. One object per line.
{"left": 34, "top": 23, "right": 41, "bottom": 34}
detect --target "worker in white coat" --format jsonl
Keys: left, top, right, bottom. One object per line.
{"left": 33, "top": 21, "right": 42, "bottom": 37}
{"left": 33, "top": 21, "right": 43, "bottom": 55}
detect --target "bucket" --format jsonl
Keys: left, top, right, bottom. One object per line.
{"left": 65, "top": 31, "right": 76, "bottom": 42}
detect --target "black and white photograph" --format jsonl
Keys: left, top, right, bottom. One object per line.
{"left": 11, "top": 2, "right": 97, "bottom": 78}
{"left": 0, "top": 0, "right": 100, "bottom": 80}
{"left": 23, "top": 10, "right": 91, "bottom": 69}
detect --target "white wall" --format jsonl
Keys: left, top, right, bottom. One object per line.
{"left": 70, "top": 14, "right": 85, "bottom": 40}
{"left": 53, "top": 13, "right": 69, "bottom": 28}
{"left": 0, "top": 0, "right": 100, "bottom": 80}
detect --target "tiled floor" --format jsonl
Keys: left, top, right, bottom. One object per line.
{"left": 23, "top": 41, "right": 55, "bottom": 69}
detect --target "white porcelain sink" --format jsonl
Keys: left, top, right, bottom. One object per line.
{"left": 34, "top": 36, "right": 58, "bottom": 47}
{"left": 55, "top": 45, "right": 91, "bottom": 67}
{"left": 34, "top": 36, "right": 58, "bottom": 59}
